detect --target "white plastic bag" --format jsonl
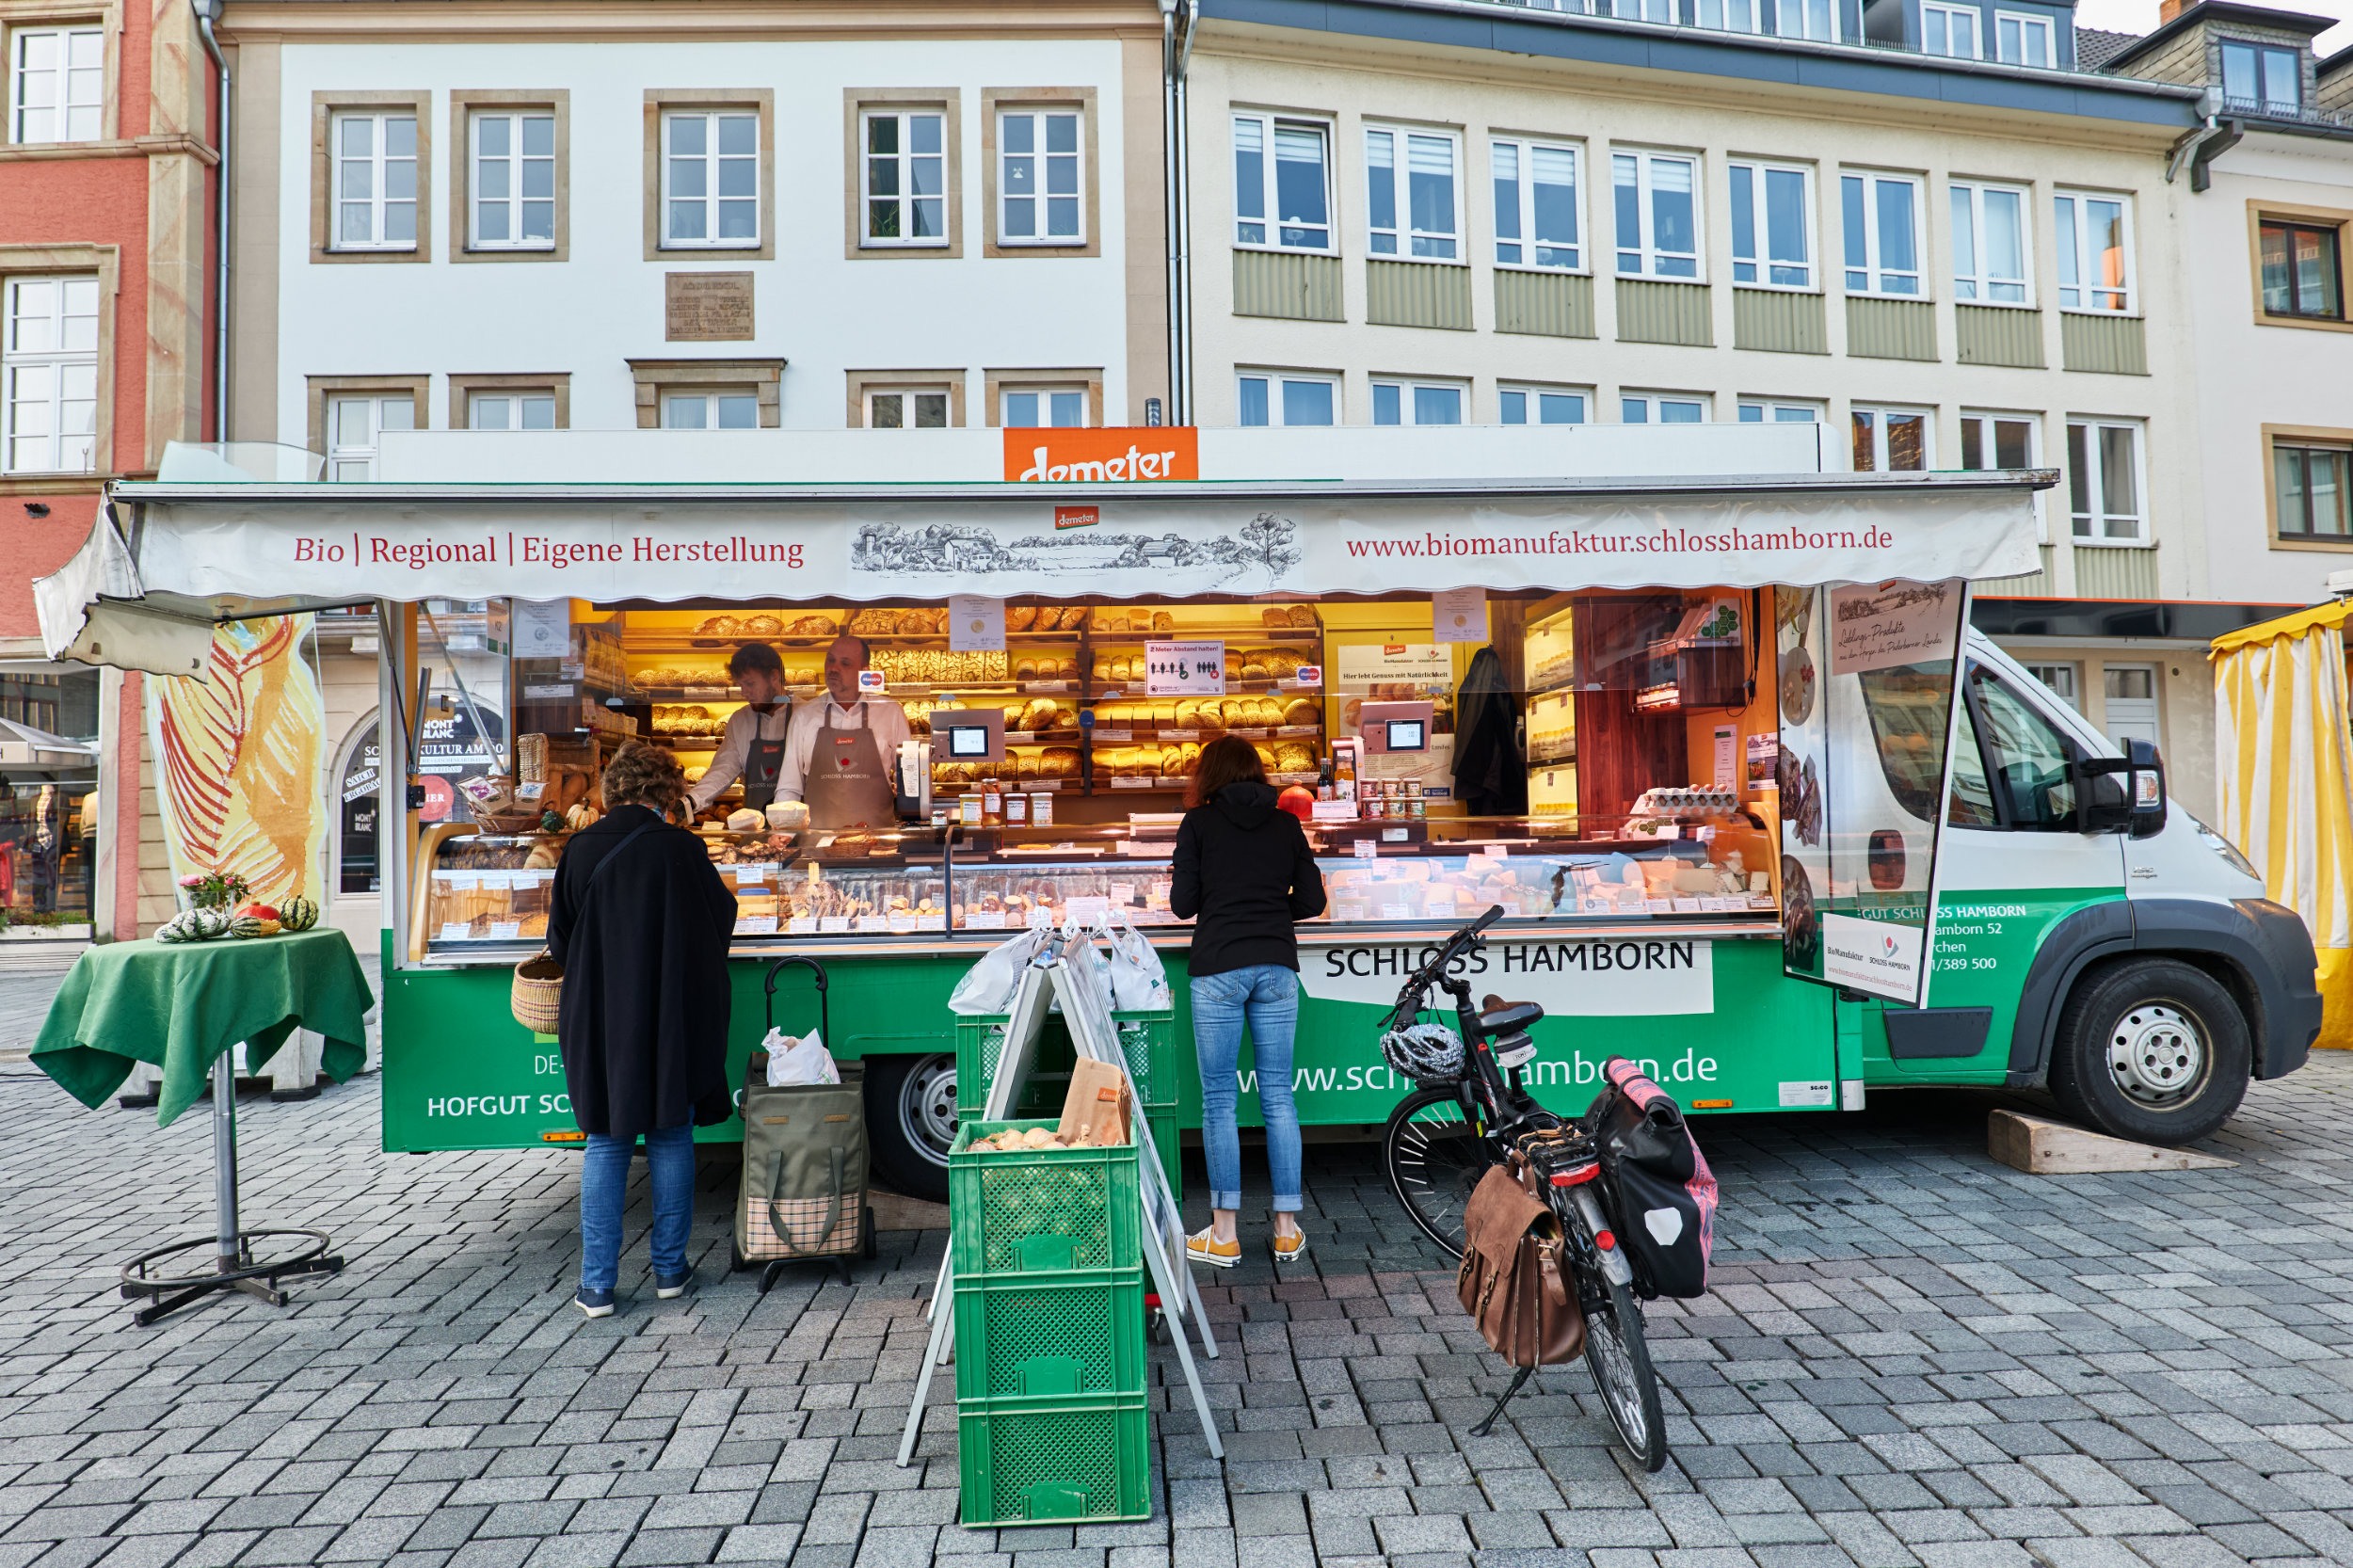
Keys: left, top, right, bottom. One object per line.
{"left": 762, "top": 1026, "right": 840, "bottom": 1085}
{"left": 1106, "top": 917, "right": 1173, "bottom": 1013}
{"left": 949, "top": 928, "right": 1048, "bottom": 1016}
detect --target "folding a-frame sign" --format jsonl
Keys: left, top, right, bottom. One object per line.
{"left": 897, "top": 932, "right": 1225, "bottom": 1466}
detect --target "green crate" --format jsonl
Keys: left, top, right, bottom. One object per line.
{"left": 957, "top": 1010, "right": 1176, "bottom": 1117}
{"left": 951, "top": 1267, "right": 1146, "bottom": 1401}
{"left": 1146, "top": 1110, "right": 1180, "bottom": 1207}
{"left": 950, "top": 1120, "right": 1142, "bottom": 1276}
{"left": 956, "top": 1390, "right": 1151, "bottom": 1527}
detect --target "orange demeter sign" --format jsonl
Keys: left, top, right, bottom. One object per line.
{"left": 1003, "top": 426, "right": 1198, "bottom": 483}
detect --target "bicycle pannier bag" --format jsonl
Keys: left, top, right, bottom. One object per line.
{"left": 1455, "top": 1165, "right": 1585, "bottom": 1368}
{"left": 1586, "top": 1057, "right": 1717, "bottom": 1300}
{"left": 737, "top": 1059, "right": 869, "bottom": 1261}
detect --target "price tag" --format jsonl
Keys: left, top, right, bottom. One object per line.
{"left": 489, "top": 921, "right": 521, "bottom": 940}
{"left": 1066, "top": 896, "right": 1111, "bottom": 924}
{"left": 1093, "top": 728, "right": 1133, "bottom": 744}
{"left": 856, "top": 915, "right": 890, "bottom": 933}
{"left": 685, "top": 686, "right": 730, "bottom": 700}
{"left": 1703, "top": 897, "right": 1735, "bottom": 914}
{"left": 1382, "top": 827, "right": 1409, "bottom": 842}
{"left": 437, "top": 922, "right": 472, "bottom": 942}
{"left": 1111, "top": 882, "right": 1136, "bottom": 905}
{"left": 1378, "top": 903, "right": 1416, "bottom": 921}
{"left": 1158, "top": 728, "right": 1200, "bottom": 743}
{"left": 888, "top": 914, "right": 919, "bottom": 934}
{"left": 1112, "top": 777, "right": 1154, "bottom": 789}
{"left": 1228, "top": 728, "right": 1268, "bottom": 740}
{"left": 1577, "top": 896, "right": 1612, "bottom": 916}
{"left": 818, "top": 916, "right": 851, "bottom": 933}
{"left": 523, "top": 683, "right": 573, "bottom": 700}
{"left": 1673, "top": 897, "right": 1705, "bottom": 913}
{"left": 448, "top": 872, "right": 480, "bottom": 890}
{"left": 916, "top": 913, "right": 948, "bottom": 932}
{"left": 479, "top": 872, "right": 514, "bottom": 890}
{"left": 1023, "top": 680, "right": 1073, "bottom": 694}
{"left": 1275, "top": 725, "right": 1321, "bottom": 738}
{"left": 967, "top": 911, "right": 1006, "bottom": 929}
{"left": 1646, "top": 899, "right": 1674, "bottom": 915}
{"left": 788, "top": 917, "right": 818, "bottom": 934}
{"left": 1749, "top": 892, "right": 1777, "bottom": 909}
{"left": 734, "top": 916, "right": 779, "bottom": 935}
{"left": 1352, "top": 838, "right": 1378, "bottom": 859}
{"left": 1479, "top": 844, "right": 1509, "bottom": 859}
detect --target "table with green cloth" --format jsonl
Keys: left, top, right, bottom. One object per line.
{"left": 34, "top": 928, "right": 376, "bottom": 1126}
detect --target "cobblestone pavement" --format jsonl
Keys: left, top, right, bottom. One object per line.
{"left": 2, "top": 1048, "right": 2350, "bottom": 1568}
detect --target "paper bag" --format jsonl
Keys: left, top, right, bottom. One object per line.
{"left": 1058, "top": 1057, "right": 1130, "bottom": 1146}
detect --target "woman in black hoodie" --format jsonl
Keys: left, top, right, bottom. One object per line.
{"left": 1171, "top": 735, "right": 1327, "bottom": 1267}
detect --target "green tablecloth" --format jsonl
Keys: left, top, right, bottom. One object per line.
{"left": 34, "top": 928, "right": 376, "bottom": 1126}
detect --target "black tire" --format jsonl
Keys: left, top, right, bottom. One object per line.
{"left": 863, "top": 1052, "right": 957, "bottom": 1204}
{"left": 1383, "top": 1086, "right": 1498, "bottom": 1261}
{"left": 1581, "top": 1261, "right": 1668, "bottom": 1473}
{"left": 2049, "top": 958, "right": 2251, "bottom": 1145}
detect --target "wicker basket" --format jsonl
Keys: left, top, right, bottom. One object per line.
{"left": 512, "top": 951, "right": 565, "bottom": 1034}
{"left": 470, "top": 797, "right": 547, "bottom": 835}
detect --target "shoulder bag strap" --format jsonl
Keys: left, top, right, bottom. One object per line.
{"left": 584, "top": 819, "right": 660, "bottom": 894}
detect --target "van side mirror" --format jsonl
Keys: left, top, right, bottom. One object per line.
{"left": 2073, "top": 739, "right": 2166, "bottom": 837}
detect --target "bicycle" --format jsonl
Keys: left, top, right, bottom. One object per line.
{"left": 1377, "top": 904, "right": 1670, "bottom": 1470}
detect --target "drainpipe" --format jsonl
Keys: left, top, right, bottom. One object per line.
{"left": 2164, "top": 89, "right": 2242, "bottom": 194}
{"left": 193, "top": 0, "right": 231, "bottom": 443}
{"left": 1176, "top": 0, "right": 1195, "bottom": 424}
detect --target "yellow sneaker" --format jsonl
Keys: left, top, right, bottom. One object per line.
{"left": 1186, "top": 1228, "right": 1240, "bottom": 1269}
{"left": 1272, "top": 1227, "right": 1308, "bottom": 1264}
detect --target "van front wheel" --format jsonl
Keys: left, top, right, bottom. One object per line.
{"left": 2049, "top": 959, "right": 2249, "bottom": 1145}
{"left": 862, "top": 1052, "right": 957, "bottom": 1204}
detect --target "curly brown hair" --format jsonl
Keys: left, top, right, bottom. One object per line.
{"left": 1185, "top": 734, "right": 1269, "bottom": 809}
{"left": 600, "top": 739, "right": 688, "bottom": 812}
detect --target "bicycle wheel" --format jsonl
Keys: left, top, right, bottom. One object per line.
{"left": 1580, "top": 1262, "right": 1668, "bottom": 1472}
{"left": 1383, "top": 1086, "right": 1497, "bottom": 1260}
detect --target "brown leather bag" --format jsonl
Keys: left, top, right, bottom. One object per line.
{"left": 1455, "top": 1165, "right": 1585, "bottom": 1368}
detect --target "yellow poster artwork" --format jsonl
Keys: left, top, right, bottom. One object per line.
{"left": 144, "top": 614, "right": 328, "bottom": 909}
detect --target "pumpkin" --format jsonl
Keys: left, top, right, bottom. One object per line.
{"left": 156, "top": 913, "right": 200, "bottom": 943}
{"left": 192, "top": 906, "right": 232, "bottom": 939}
{"left": 234, "top": 901, "right": 280, "bottom": 923}
{"left": 229, "top": 914, "right": 280, "bottom": 939}
{"left": 278, "top": 894, "right": 319, "bottom": 933}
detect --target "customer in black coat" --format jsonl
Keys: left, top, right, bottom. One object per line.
{"left": 1171, "top": 736, "right": 1326, "bottom": 1269}
{"left": 548, "top": 740, "right": 737, "bottom": 1317}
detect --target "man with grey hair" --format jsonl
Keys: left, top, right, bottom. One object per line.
{"left": 776, "top": 633, "right": 911, "bottom": 829}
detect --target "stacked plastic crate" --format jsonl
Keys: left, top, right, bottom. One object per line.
{"left": 956, "top": 1009, "right": 1179, "bottom": 1199}
{"left": 948, "top": 1118, "right": 1150, "bottom": 1527}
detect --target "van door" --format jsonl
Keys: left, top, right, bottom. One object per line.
{"left": 1881, "top": 651, "right": 2127, "bottom": 1084}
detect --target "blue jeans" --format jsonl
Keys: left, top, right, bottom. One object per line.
{"left": 1191, "top": 965, "right": 1303, "bottom": 1214}
{"left": 579, "top": 1124, "right": 695, "bottom": 1291}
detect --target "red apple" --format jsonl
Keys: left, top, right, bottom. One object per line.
{"left": 1276, "top": 785, "right": 1317, "bottom": 823}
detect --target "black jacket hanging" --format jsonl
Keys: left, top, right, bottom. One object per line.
{"left": 1450, "top": 645, "right": 1528, "bottom": 817}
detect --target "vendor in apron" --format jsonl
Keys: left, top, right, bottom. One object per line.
{"left": 780, "top": 634, "right": 914, "bottom": 830}
{"left": 684, "top": 643, "right": 795, "bottom": 817}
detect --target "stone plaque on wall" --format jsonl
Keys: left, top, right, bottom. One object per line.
{"left": 665, "top": 273, "right": 755, "bottom": 342}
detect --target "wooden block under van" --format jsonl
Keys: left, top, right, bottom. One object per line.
{"left": 1988, "top": 1109, "right": 2235, "bottom": 1175}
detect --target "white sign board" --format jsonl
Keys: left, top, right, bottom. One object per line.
{"left": 514, "top": 600, "right": 570, "bottom": 659}
{"left": 1827, "top": 580, "right": 1961, "bottom": 676}
{"left": 1818, "top": 912, "right": 1925, "bottom": 999}
{"left": 948, "top": 594, "right": 1004, "bottom": 652}
{"left": 1335, "top": 643, "right": 1452, "bottom": 689}
{"left": 1433, "top": 587, "right": 1488, "bottom": 644}
{"left": 1144, "top": 640, "right": 1225, "bottom": 696}
{"left": 1299, "top": 936, "right": 1713, "bottom": 1016}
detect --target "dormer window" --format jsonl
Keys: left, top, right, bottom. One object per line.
{"left": 2221, "top": 40, "right": 2300, "bottom": 115}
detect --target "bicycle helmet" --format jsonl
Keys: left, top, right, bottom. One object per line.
{"left": 1380, "top": 1020, "right": 1465, "bottom": 1081}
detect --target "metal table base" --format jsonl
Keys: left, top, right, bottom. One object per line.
{"left": 118, "top": 1049, "right": 343, "bottom": 1326}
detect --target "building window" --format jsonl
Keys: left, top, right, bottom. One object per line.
{"left": 1729, "top": 161, "right": 1811, "bottom": 289}
{"left": 1921, "top": 3, "right": 1980, "bottom": 58}
{"left": 2260, "top": 220, "right": 2342, "bottom": 319}
{"left": 2024, "top": 662, "right": 2080, "bottom": 710}
{"left": 1501, "top": 387, "right": 1587, "bottom": 424}
{"left": 665, "top": 392, "right": 759, "bottom": 429}
{"left": 1237, "top": 373, "right": 1337, "bottom": 426}
{"left": 1371, "top": 380, "right": 1465, "bottom": 425}
{"left": 333, "top": 111, "right": 419, "bottom": 250}
{"left": 2, "top": 275, "right": 97, "bottom": 474}
{"left": 2274, "top": 441, "right": 2351, "bottom": 539}
{"left": 471, "top": 111, "right": 555, "bottom": 249}
{"left": 996, "top": 109, "right": 1081, "bottom": 245}
{"left": 1775, "top": 0, "right": 1837, "bottom": 41}
{"left": 1951, "top": 182, "right": 2028, "bottom": 304}
{"left": 469, "top": 392, "right": 555, "bottom": 430}
{"left": 1842, "top": 172, "right": 1921, "bottom": 296}
{"left": 664, "top": 110, "right": 758, "bottom": 248}
{"left": 867, "top": 387, "right": 952, "bottom": 428}
{"left": 1492, "top": 139, "right": 1579, "bottom": 270}
{"left": 1738, "top": 400, "right": 1819, "bottom": 422}
{"left": 1852, "top": 407, "right": 1930, "bottom": 471}
{"left": 1623, "top": 392, "right": 1708, "bottom": 424}
{"left": 1612, "top": 152, "right": 1699, "bottom": 280}
{"left": 1994, "top": 11, "right": 2054, "bottom": 67}
{"left": 1003, "top": 387, "right": 1088, "bottom": 427}
{"left": 860, "top": 109, "right": 946, "bottom": 247}
{"left": 1234, "top": 115, "right": 1331, "bottom": 251}
{"left": 1367, "top": 127, "right": 1459, "bottom": 261}
{"left": 2068, "top": 419, "right": 2144, "bottom": 542}
{"left": 1961, "top": 411, "right": 2035, "bottom": 470}
{"left": 328, "top": 393, "right": 414, "bottom": 481}
{"left": 2056, "top": 191, "right": 2133, "bottom": 313}
{"left": 8, "top": 25, "right": 101, "bottom": 144}
{"left": 2221, "top": 40, "right": 2300, "bottom": 115}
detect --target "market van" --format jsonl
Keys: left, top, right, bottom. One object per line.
{"left": 51, "top": 429, "right": 2318, "bottom": 1202}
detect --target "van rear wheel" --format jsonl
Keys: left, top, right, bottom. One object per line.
{"left": 2049, "top": 958, "right": 2249, "bottom": 1145}
{"left": 863, "top": 1052, "right": 956, "bottom": 1204}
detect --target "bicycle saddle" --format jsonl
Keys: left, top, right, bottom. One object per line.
{"left": 1477, "top": 998, "right": 1544, "bottom": 1036}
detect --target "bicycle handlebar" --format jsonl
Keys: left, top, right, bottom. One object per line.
{"left": 1388, "top": 904, "right": 1508, "bottom": 1021}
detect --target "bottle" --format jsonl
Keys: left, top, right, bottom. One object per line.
{"left": 1005, "top": 792, "right": 1029, "bottom": 827}
{"left": 981, "top": 774, "right": 1004, "bottom": 827}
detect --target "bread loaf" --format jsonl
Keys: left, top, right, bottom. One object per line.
{"left": 1288, "top": 604, "right": 1316, "bottom": 628}
{"left": 1007, "top": 605, "right": 1038, "bottom": 632}
{"left": 1282, "top": 697, "right": 1320, "bottom": 727}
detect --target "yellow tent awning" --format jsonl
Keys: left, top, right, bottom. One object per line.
{"left": 2208, "top": 597, "right": 2353, "bottom": 659}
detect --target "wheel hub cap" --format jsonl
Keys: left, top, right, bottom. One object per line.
{"left": 2108, "top": 1003, "right": 2204, "bottom": 1103}
{"left": 903, "top": 1057, "right": 959, "bottom": 1165}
